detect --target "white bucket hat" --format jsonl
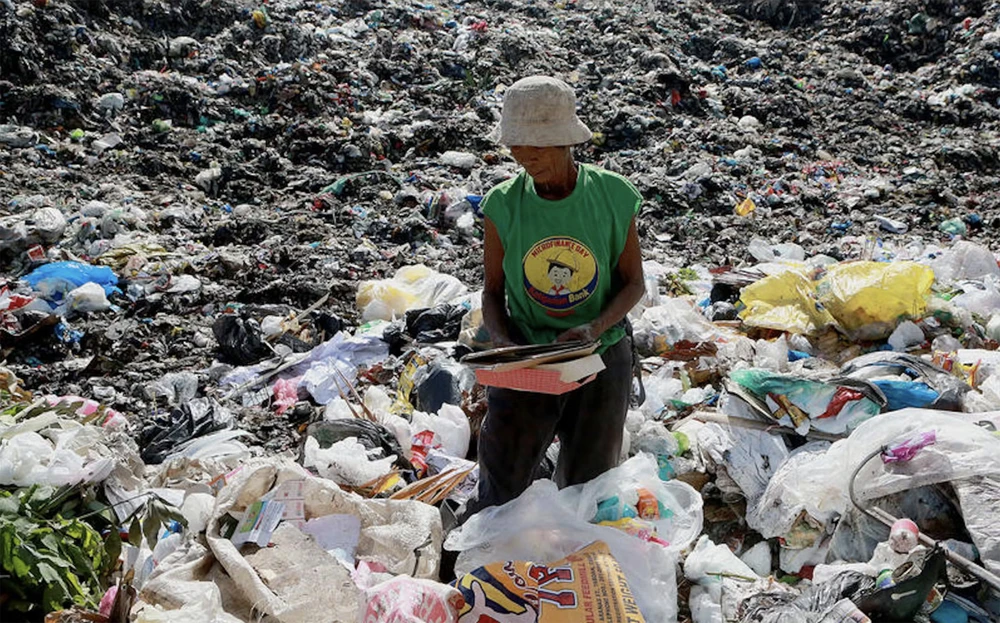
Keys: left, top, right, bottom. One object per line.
{"left": 488, "top": 76, "right": 592, "bottom": 147}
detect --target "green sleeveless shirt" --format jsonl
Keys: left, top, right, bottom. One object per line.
{"left": 482, "top": 164, "right": 642, "bottom": 352}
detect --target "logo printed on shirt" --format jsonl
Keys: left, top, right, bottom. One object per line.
{"left": 522, "top": 236, "right": 599, "bottom": 315}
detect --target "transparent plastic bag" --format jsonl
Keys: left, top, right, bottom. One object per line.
{"left": 446, "top": 478, "right": 679, "bottom": 623}
{"left": 446, "top": 454, "right": 704, "bottom": 623}
{"left": 561, "top": 453, "right": 704, "bottom": 556}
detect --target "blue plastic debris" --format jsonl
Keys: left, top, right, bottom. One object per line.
{"left": 23, "top": 261, "right": 119, "bottom": 303}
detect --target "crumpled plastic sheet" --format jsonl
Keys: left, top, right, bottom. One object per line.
{"left": 219, "top": 331, "right": 389, "bottom": 405}
{"left": 952, "top": 477, "right": 1000, "bottom": 577}
{"left": 745, "top": 409, "right": 1000, "bottom": 561}
{"left": 696, "top": 417, "right": 790, "bottom": 505}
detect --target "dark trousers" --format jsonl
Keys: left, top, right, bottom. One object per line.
{"left": 467, "top": 338, "right": 633, "bottom": 515}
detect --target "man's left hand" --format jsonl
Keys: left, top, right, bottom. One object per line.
{"left": 555, "top": 322, "right": 600, "bottom": 343}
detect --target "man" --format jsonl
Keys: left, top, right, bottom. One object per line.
{"left": 469, "top": 75, "right": 646, "bottom": 513}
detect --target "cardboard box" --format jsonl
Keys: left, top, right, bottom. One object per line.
{"left": 472, "top": 352, "right": 606, "bottom": 395}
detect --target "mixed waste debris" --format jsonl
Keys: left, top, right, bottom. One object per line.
{"left": 4, "top": 0, "right": 1000, "bottom": 620}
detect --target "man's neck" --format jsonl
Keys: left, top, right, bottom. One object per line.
{"left": 535, "top": 162, "right": 578, "bottom": 200}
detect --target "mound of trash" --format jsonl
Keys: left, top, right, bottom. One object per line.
{"left": 3, "top": 0, "right": 1000, "bottom": 620}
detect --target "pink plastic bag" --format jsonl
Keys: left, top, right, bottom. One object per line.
{"left": 360, "top": 576, "right": 463, "bottom": 623}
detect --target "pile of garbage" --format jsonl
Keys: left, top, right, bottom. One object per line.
{"left": 4, "top": 0, "right": 1000, "bottom": 619}
{"left": 5, "top": 232, "right": 1000, "bottom": 622}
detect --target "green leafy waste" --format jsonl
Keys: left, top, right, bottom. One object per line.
{"left": 0, "top": 484, "right": 188, "bottom": 617}
{"left": 0, "top": 486, "right": 112, "bottom": 614}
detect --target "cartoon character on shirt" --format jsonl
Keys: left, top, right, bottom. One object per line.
{"left": 523, "top": 237, "right": 600, "bottom": 314}
{"left": 546, "top": 250, "right": 578, "bottom": 296}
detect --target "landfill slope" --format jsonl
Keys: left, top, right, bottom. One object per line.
{"left": 2, "top": 0, "right": 999, "bottom": 433}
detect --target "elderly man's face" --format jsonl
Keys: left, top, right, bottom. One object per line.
{"left": 510, "top": 146, "right": 573, "bottom": 187}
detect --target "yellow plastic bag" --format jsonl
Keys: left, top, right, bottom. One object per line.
{"left": 817, "top": 261, "right": 934, "bottom": 340}
{"left": 739, "top": 270, "right": 835, "bottom": 335}
{"left": 355, "top": 281, "right": 422, "bottom": 321}
{"left": 356, "top": 264, "right": 467, "bottom": 322}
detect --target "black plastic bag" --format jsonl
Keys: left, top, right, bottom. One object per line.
{"left": 212, "top": 314, "right": 272, "bottom": 365}
{"left": 412, "top": 357, "right": 474, "bottom": 414}
{"left": 405, "top": 305, "right": 468, "bottom": 343}
{"left": 139, "top": 401, "right": 225, "bottom": 464}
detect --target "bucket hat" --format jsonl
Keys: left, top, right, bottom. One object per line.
{"left": 488, "top": 76, "right": 592, "bottom": 147}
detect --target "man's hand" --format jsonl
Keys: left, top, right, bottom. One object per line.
{"left": 555, "top": 322, "right": 600, "bottom": 343}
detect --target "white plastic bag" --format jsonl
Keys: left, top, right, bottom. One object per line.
{"left": 561, "top": 453, "right": 704, "bottom": 556}
{"left": 357, "top": 265, "right": 468, "bottom": 322}
{"left": 746, "top": 409, "right": 1000, "bottom": 553}
{"left": 683, "top": 536, "right": 763, "bottom": 623}
{"left": 632, "top": 297, "right": 720, "bottom": 356}
{"left": 929, "top": 240, "right": 1000, "bottom": 284}
{"left": 951, "top": 277, "right": 1000, "bottom": 318}
{"left": 446, "top": 478, "right": 680, "bottom": 623}
{"left": 447, "top": 454, "right": 703, "bottom": 623}
{"left": 66, "top": 281, "right": 111, "bottom": 312}
{"left": 411, "top": 404, "right": 470, "bottom": 459}
{"left": 303, "top": 436, "right": 396, "bottom": 487}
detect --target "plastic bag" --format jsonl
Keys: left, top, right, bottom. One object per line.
{"left": 446, "top": 478, "right": 678, "bottom": 623}
{"left": 411, "top": 404, "right": 471, "bottom": 460}
{"left": 139, "top": 400, "right": 230, "bottom": 464}
{"left": 561, "top": 453, "right": 704, "bottom": 555}
{"left": 212, "top": 315, "right": 271, "bottom": 365}
{"left": 748, "top": 238, "right": 806, "bottom": 263}
{"left": 66, "top": 281, "right": 111, "bottom": 313}
{"left": 816, "top": 261, "right": 934, "bottom": 340}
{"left": 747, "top": 409, "right": 1000, "bottom": 555}
{"left": 295, "top": 332, "right": 391, "bottom": 405}
{"left": 23, "top": 260, "right": 119, "bottom": 303}
{"left": 457, "top": 307, "right": 492, "bottom": 350}
{"left": 411, "top": 357, "right": 475, "bottom": 414}
{"left": 729, "top": 369, "right": 884, "bottom": 435}
{"left": 303, "top": 436, "right": 396, "bottom": 486}
{"left": 361, "top": 576, "right": 463, "bottom": 623}
{"left": 303, "top": 418, "right": 412, "bottom": 471}
{"left": 405, "top": 304, "right": 469, "bottom": 343}
{"left": 447, "top": 454, "right": 703, "bottom": 623}
{"left": 840, "top": 351, "right": 967, "bottom": 412}
{"left": 357, "top": 265, "right": 468, "bottom": 322}
{"left": 684, "top": 535, "right": 759, "bottom": 583}
{"left": 928, "top": 240, "right": 1000, "bottom": 284}
{"left": 950, "top": 277, "right": 1000, "bottom": 319}
{"left": 695, "top": 419, "right": 790, "bottom": 506}
{"left": 632, "top": 298, "right": 720, "bottom": 357}
{"left": 739, "top": 270, "right": 835, "bottom": 335}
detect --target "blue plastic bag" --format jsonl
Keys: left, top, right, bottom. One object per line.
{"left": 23, "top": 261, "right": 119, "bottom": 303}
{"left": 871, "top": 379, "right": 939, "bottom": 410}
